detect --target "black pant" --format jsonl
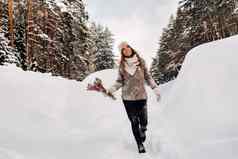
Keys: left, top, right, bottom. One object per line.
{"left": 122, "top": 99, "right": 148, "bottom": 145}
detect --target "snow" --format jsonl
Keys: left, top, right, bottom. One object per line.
{"left": 234, "top": 8, "right": 238, "bottom": 14}
{"left": 53, "top": 0, "right": 67, "bottom": 12}
{"left": 157, "top": 35, "right": 238, "bottom": 159}
{"left": 0, "top": 33, "right": 19, "bottom": 65}
{"left": 0, "top": 65, "right": 163, "bottom": 159}
{"left": 0, "top": 35, "right": 238, "bottom": 158}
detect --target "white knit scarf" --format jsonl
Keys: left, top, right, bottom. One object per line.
{"left": 124, "top": 54, "right": 140, "bottom": 76}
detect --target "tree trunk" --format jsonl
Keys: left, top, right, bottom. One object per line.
{"left": 26, "top": 0, "right": 32, "bottom": 66}
{"left": 8, "top": 0, "right": 14, "bottom": 46}
{"left": 0, "top": 1, "right": 2, "bottom": 32}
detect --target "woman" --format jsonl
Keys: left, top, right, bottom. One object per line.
{"left": 106, "top": 41, "right": 160, "bottom": 153}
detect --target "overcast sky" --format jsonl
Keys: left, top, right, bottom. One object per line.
{"left": 85, "top": 0, "right": 180, "bottom": 65}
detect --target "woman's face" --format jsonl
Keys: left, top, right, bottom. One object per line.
{"left": 121, "top": 44, "right": 132, "bottom": 57}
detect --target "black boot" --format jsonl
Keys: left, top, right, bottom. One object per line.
{"left": 137, "top": 143, "right": 146, "bottom": 153}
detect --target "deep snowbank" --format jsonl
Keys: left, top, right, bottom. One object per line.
{"left": 157, "top": 35, "right": 238, "bottom": 159}
{"left": 0, "top": 65, "right": 166, "bottom": 159}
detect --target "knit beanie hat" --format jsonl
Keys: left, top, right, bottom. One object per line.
{"left": 118, "top": 41, "right": 129, "bottom": 52}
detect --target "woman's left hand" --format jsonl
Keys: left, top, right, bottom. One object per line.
{"left": 153, "top": 87, "right": 161, "bottom": 101}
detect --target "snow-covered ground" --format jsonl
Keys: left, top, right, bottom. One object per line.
{"left": 0, "top": 35, "right": 238, "bottom": 159}
{"left": 0, "top": 65, "right": 166, "bottom": 159}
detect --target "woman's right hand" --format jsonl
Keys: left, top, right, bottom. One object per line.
{"left": 105, "top": 90, "right": 117, "bottom": 100}
{"left": 106, "top": 89, "right": 113, "bottom": 96}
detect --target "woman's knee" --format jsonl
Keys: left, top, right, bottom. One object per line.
{"left": 130, "top": 116, "right": 139, "bottom": 127}
{"left": 140, "top": 108, "right": 148, "bottom": 126}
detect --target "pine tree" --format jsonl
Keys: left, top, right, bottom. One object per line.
{"left": 0, "top": 33, "right": 20, "bottom": 65}
{"left": 0, "top": 0, "right": 115, "bottom": 82}
{"left": 1, "top": 2, "right": 9, "bottom": 33}
{"left": 153, "top": 0, "right": 238, "bottom": 84}
{"left": 65, "top": 0, "right": 92, "bottom": 80}
{"left": 155, "top": 16, "right": 180, "bottom": 83}
{"left": 14, "top": 0, "right": 27, "bottom": 70}
{"left": 150, "top": 57, "right": 160, "bottom": 84}
{"left": 95, "top": 26, "right": 114, "bottom": 71}
{"left": 90, "top": 22, "right": 115, "bottom": 72}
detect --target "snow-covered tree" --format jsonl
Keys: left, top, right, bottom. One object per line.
{"left": 14, "top": 0, "right": 27, "bottom": 70}
{"left": 90, "top": 22, "right": 115, "bottom": 72}
{"left": 153, "top": 0, "right": 238, "bottom": 84}
{"left": 0, "top": 1, "right": 2, "bottom": 31}
{"left": 234, "top": 0, "right": 238, "bottom": 13}
{"left": 24, "top": 0, "right": 93, "bottom": 80}
{"left": 0, "top": 0, "right": 115, "bottom": 82}
{"left": 0, "top": 33, "right": 20, "bottom": 65}
{"left": 150, "top": 57, "right": 160, "bottom": 84}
